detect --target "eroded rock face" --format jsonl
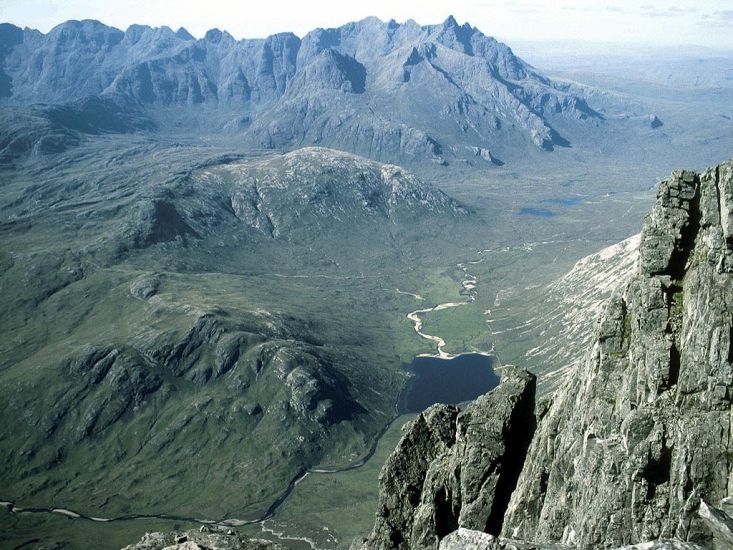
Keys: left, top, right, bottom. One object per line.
{"left": 368, "top": 403, "right": 460, "bottom": 548}
{"left": 364, "top": 367, "right": 536, "bottom": 549}
{"left": 196, "top": 147, "right": 467, "bottom": 240}
{"left": 503, "top": 162, "right": 733, "bottom": 548}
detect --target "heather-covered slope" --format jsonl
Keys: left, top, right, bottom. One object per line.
{"left": 0, "top": 142, "right": 464, "bottom": 525}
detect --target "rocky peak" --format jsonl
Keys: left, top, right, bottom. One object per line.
{"left": 176, "top": 27, "right": 195, "bottom": 41}
{"left": 0, "top": 23, "right": 23, "bottom": 53}
{"left": 0, "top": 23, "right": 22, "bottom": 98}
{"left": 430, "top": 15, "right": 477, "bottom": 55}
{"left": 442, "top": 15, "right": 460, "bottom": 29}
{"left": 48, "top": 19, "right": 124, "bottom": 49}
{"left": 204, "top": 28, "right": 234, "bottom": 45}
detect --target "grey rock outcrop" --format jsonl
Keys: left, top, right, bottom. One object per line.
{"left": 195, "top": 147, "right": 466, "bottom": 240}
{"left": 615, "top": 542, "right": 705, "bottom": 550}
{"left": 438, "top": 529, "right": 500, "bottom": 550}
{"left": 697, "top": 498, "right": 733, "bottom": 550}
{"left": 365, "top": 367, "right": 536, "bottom": 548}
{"left": 368, "top": 403, "right": 460, "bottom": 548}
{"left": 364, "top": 160, "right": 733, "bottom": 548}
{"left": 438, "top": 528, "right": 573, "bottom": 549}
{"left": 122, "top": 529, "right": 286, "bottom": 550}
{"left": 648, "top": 115, "right": 664, "bottom": 129}
{"left": 129, "top": 273, "right": 162, "bottom": 300}
{"left": 698, "top": 500, "right": 733, "bottom": 549}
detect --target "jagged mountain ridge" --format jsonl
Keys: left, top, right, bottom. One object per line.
{"left": 0, "top": 16, "right": 601, "bottom": 162}
{"left": 362, "top": 159, "right": 733, "bottom": 548}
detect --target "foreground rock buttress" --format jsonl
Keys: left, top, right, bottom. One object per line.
{"left": 503, "top": 163, "right": 733, "bottom": 548}
{"left": 364, "top": 367, "right": 536, "bottom": 549}
{"left": 364, "top": 161, "right": 733, "bottom": 549}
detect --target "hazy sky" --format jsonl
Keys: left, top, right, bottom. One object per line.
{"left": 1, "top": 0, "right": 732, "bottom": 48}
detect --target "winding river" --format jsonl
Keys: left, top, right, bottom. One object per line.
{"left": 2, "top": 255, "right": 491, "bottom": 547}
{"left": 1, "top": 390, "right": 405, "bottom": 548}
{"left": 1, "top": 408, "right": 404, "bottom": 529}
{"left": 406, "top": 258, "right": 489, "bottom": 358}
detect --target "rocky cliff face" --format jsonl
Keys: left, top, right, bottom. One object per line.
{"left": 0, "top": 20, "right": 298, "bottom": 106}
{"left": 364, "top": 160, "right": 733, "bottom": 548}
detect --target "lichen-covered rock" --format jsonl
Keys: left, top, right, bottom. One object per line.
{"left": 367, "top": 403, "right": 460, "bottom": 548}
{"left": 129, "top": 272, "right": 161, "bottom": 299}
{"left": 615, "top": 542, "right": 704, "bottom": 549}
{"left": 438, "top": 528, "right": 569, "bottom": 549}
{"left": 438, "top": 528, "right": 497, "bottom": 549}
{"left": 698, "top": 500, "right": 733, "bottom": 549}
{"left": 648, "top": 115, "right": 664, "bottom": 129}
{"left": 502, "top": 161, "right": 733, "bottom": 547}
{"left": 364, "top": 366, "right": 536, "bottom": 549}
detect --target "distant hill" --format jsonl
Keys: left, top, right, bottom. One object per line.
{"left": 196, "top": 147, "right": 467, "bottom": 239}
{"left": 0, "top": 17, "right": 603, "bottom": 164}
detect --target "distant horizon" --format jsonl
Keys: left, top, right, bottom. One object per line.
{"left": 2, "top": 0, "right": 732, "bottom": 49}
{"left": 3, "top": 14, "right": 733, "bottom": 54}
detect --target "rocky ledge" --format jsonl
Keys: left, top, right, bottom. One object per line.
{"left": 362, "top": 160, "right": 733, "bottom": 548}
{"left": 122, "top": 527, "right": 287, "bottom": 550}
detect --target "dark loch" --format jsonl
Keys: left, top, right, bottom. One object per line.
{"left": 517, "top": 207, "right": 555, "bottom": 217}
{"left": 400, "top": 353, "right": 500, "bottom": 413}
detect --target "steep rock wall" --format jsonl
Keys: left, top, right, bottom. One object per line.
{"left": 503, "top": 163, "right": 733, "bottom": 547}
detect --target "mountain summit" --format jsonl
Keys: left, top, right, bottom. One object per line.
{"left": 0, "top": 17, "right": 602, "bottom": 164}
